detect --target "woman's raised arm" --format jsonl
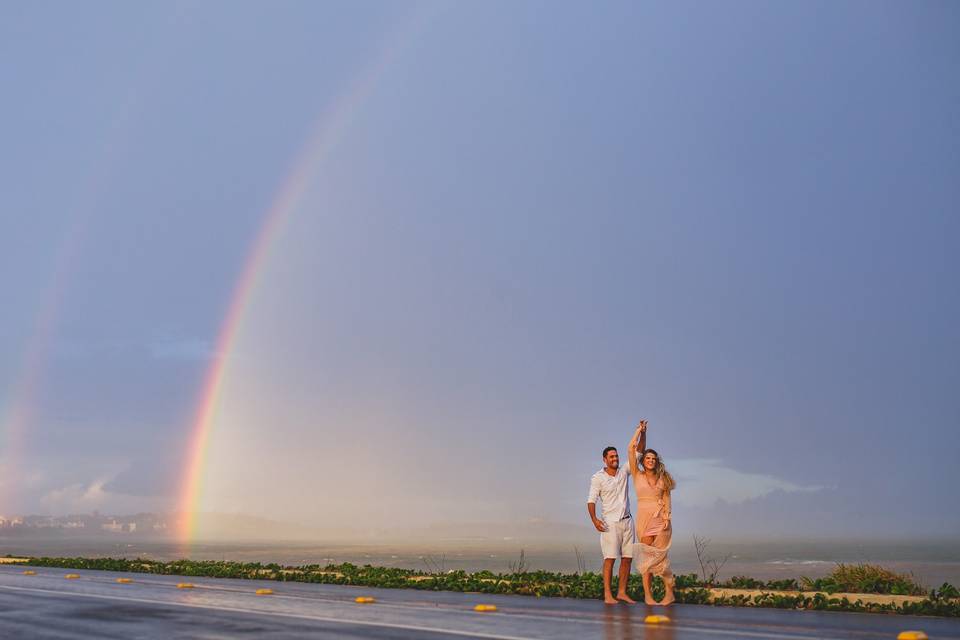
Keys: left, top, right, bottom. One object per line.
{"left": 628, "top": 420, "right": 647, "bottom": 475}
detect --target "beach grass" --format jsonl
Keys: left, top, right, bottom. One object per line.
{"left": 800, "top": 563, "right": 926, "bottom": 596}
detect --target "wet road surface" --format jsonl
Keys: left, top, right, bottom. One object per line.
{"left": 1, "top": 565, "right": 957, "bottom": 639}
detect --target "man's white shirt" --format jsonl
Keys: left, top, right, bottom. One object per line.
{"left": 587, "top": 466, "right": 632, "bottom": 523}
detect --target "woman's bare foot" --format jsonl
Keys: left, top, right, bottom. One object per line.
{"left": 660, "top": 590, "right": 675, "bottom": 606}
{"left": 644, "top": 594, "right": 657, "bottom": 605}
{"left": 616, "top": 593, "right": 637, "bottom": 604}
{"left": 604, "top": 595, "right": 620, "bottom": 604}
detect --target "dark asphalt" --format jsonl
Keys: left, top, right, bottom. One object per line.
{"left": 1, "top": 565, "right": 957, "bottom": 639}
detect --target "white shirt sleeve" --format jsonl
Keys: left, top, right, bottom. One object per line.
{"left": 587, "top": 473, "right": 601, "bottom": 504}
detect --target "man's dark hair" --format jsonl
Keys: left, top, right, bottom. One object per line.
{"left": 602, "top": 446, "right": 617, "bottom": 458}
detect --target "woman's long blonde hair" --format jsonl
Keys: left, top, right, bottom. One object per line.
{"left": 641, "top": 448, "right": 676, "bottom": 491}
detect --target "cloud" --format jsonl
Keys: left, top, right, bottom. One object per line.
{"left": 34, "top": 461, "right": 173, "bottom": 515}
{"left": 2, "top": 451, "right": 180, "bottom": 515}
{"left": 103, "top": 454, "right": 177, "bottom": 497}
{"left": 669, "top": 459, "right": 824, "bottom": 508}
{"left": 40, "top": 478, "right": 111, "bottom": 511}
{"left": 39, "top": 477, "right": 171, "bottom": 514}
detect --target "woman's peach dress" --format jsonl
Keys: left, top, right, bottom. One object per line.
{"left": 634, "top": 473, "right": 673, "bottom": 583}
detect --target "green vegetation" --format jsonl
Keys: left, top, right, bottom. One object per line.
{"left": 724, "top": 564, "right": 927, "bottom": 596}
{"left": 21, "top": 556, "right": 959, "bottom": 617}
{"left": 726, "top": 576, "right": 801, "bottom": 591}
{"left": 799, "top": 563, "right": 925, "bottom": 596}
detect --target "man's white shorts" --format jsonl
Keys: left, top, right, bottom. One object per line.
{"left": 600, "top": 516, "right": 635, "bottom": 559}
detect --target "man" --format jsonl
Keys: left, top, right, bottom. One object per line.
{"left": 587, "top": 422, "right": 646, "bottom": 604}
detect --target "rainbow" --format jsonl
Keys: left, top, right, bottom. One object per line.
{"left": 0, "top": 204, "right": 102, "bottom": 513}
{"left": 0, "top": 295, "right": 62, "bottom": 514}
{"left": 175, "top": 9, "right": 435, "bottom": 544}
{"left": 0, "top": 82, "right": 163, "bottom": 513}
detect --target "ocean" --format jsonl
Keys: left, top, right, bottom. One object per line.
{"left": 3, "top": 537, "right": 958, "bottom": 587}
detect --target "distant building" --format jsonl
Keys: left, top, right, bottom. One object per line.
{"left": 24, "top": 515, "right": 56, "bottom": 528}
{"left": 101, "top": 520, "right": 123, "bottom": 533}
{"left": 0, "top": 511, "right": 170, "bottom": 533}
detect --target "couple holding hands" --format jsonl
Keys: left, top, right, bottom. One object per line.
{"left": 587, "top": 420, "right": 675, "bottom": 605}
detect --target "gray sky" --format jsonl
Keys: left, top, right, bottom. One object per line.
{"left": 1, "top": 1, "right": 957, "bottom": 539}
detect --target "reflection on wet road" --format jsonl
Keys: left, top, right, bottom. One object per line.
{"left": 1, "top": 566, "right": 957, "bottom": 639}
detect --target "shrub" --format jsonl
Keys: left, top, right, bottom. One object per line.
{"left": 802, "top": 563, "right": 925, "bottom": 596}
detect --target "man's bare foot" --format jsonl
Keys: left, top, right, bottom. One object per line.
{"left": 604, "top": 596, "right": 619, "bottom": 604}
{"left": 616, "top": 593, "right": 636, "bottom": 604}
{"left": 660, "top": 591, "right": 675, "bottom": 606}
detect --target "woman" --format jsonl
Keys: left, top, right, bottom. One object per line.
{"left": 628, "top": 420, "right": 676, "bottom": 606}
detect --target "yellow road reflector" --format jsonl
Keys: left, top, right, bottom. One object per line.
{"left": 645, "top": 614, "right": 671, "bottom": 624}
{"left": 177, "top": 583, "right": 195, "bottom": 589}
{"left": 255, "top": 588, "right": 274, "bottom": 595}
{"left": 354, "top": 596, "right": 376, "bottom": 604}
{"left": 22, "top": 570, "right": 36, "bottom": 576}
{"left": 116, "top": 578, "right": 133, "bottom": 584}
{"left": 65, "top": 574, "right": 80, "bottom": 580}
{"left": 474, "top": 604, "right": 498, "bottom": 612}
{"left": 898, "top": 632, "right": 928, "bottom": 640}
